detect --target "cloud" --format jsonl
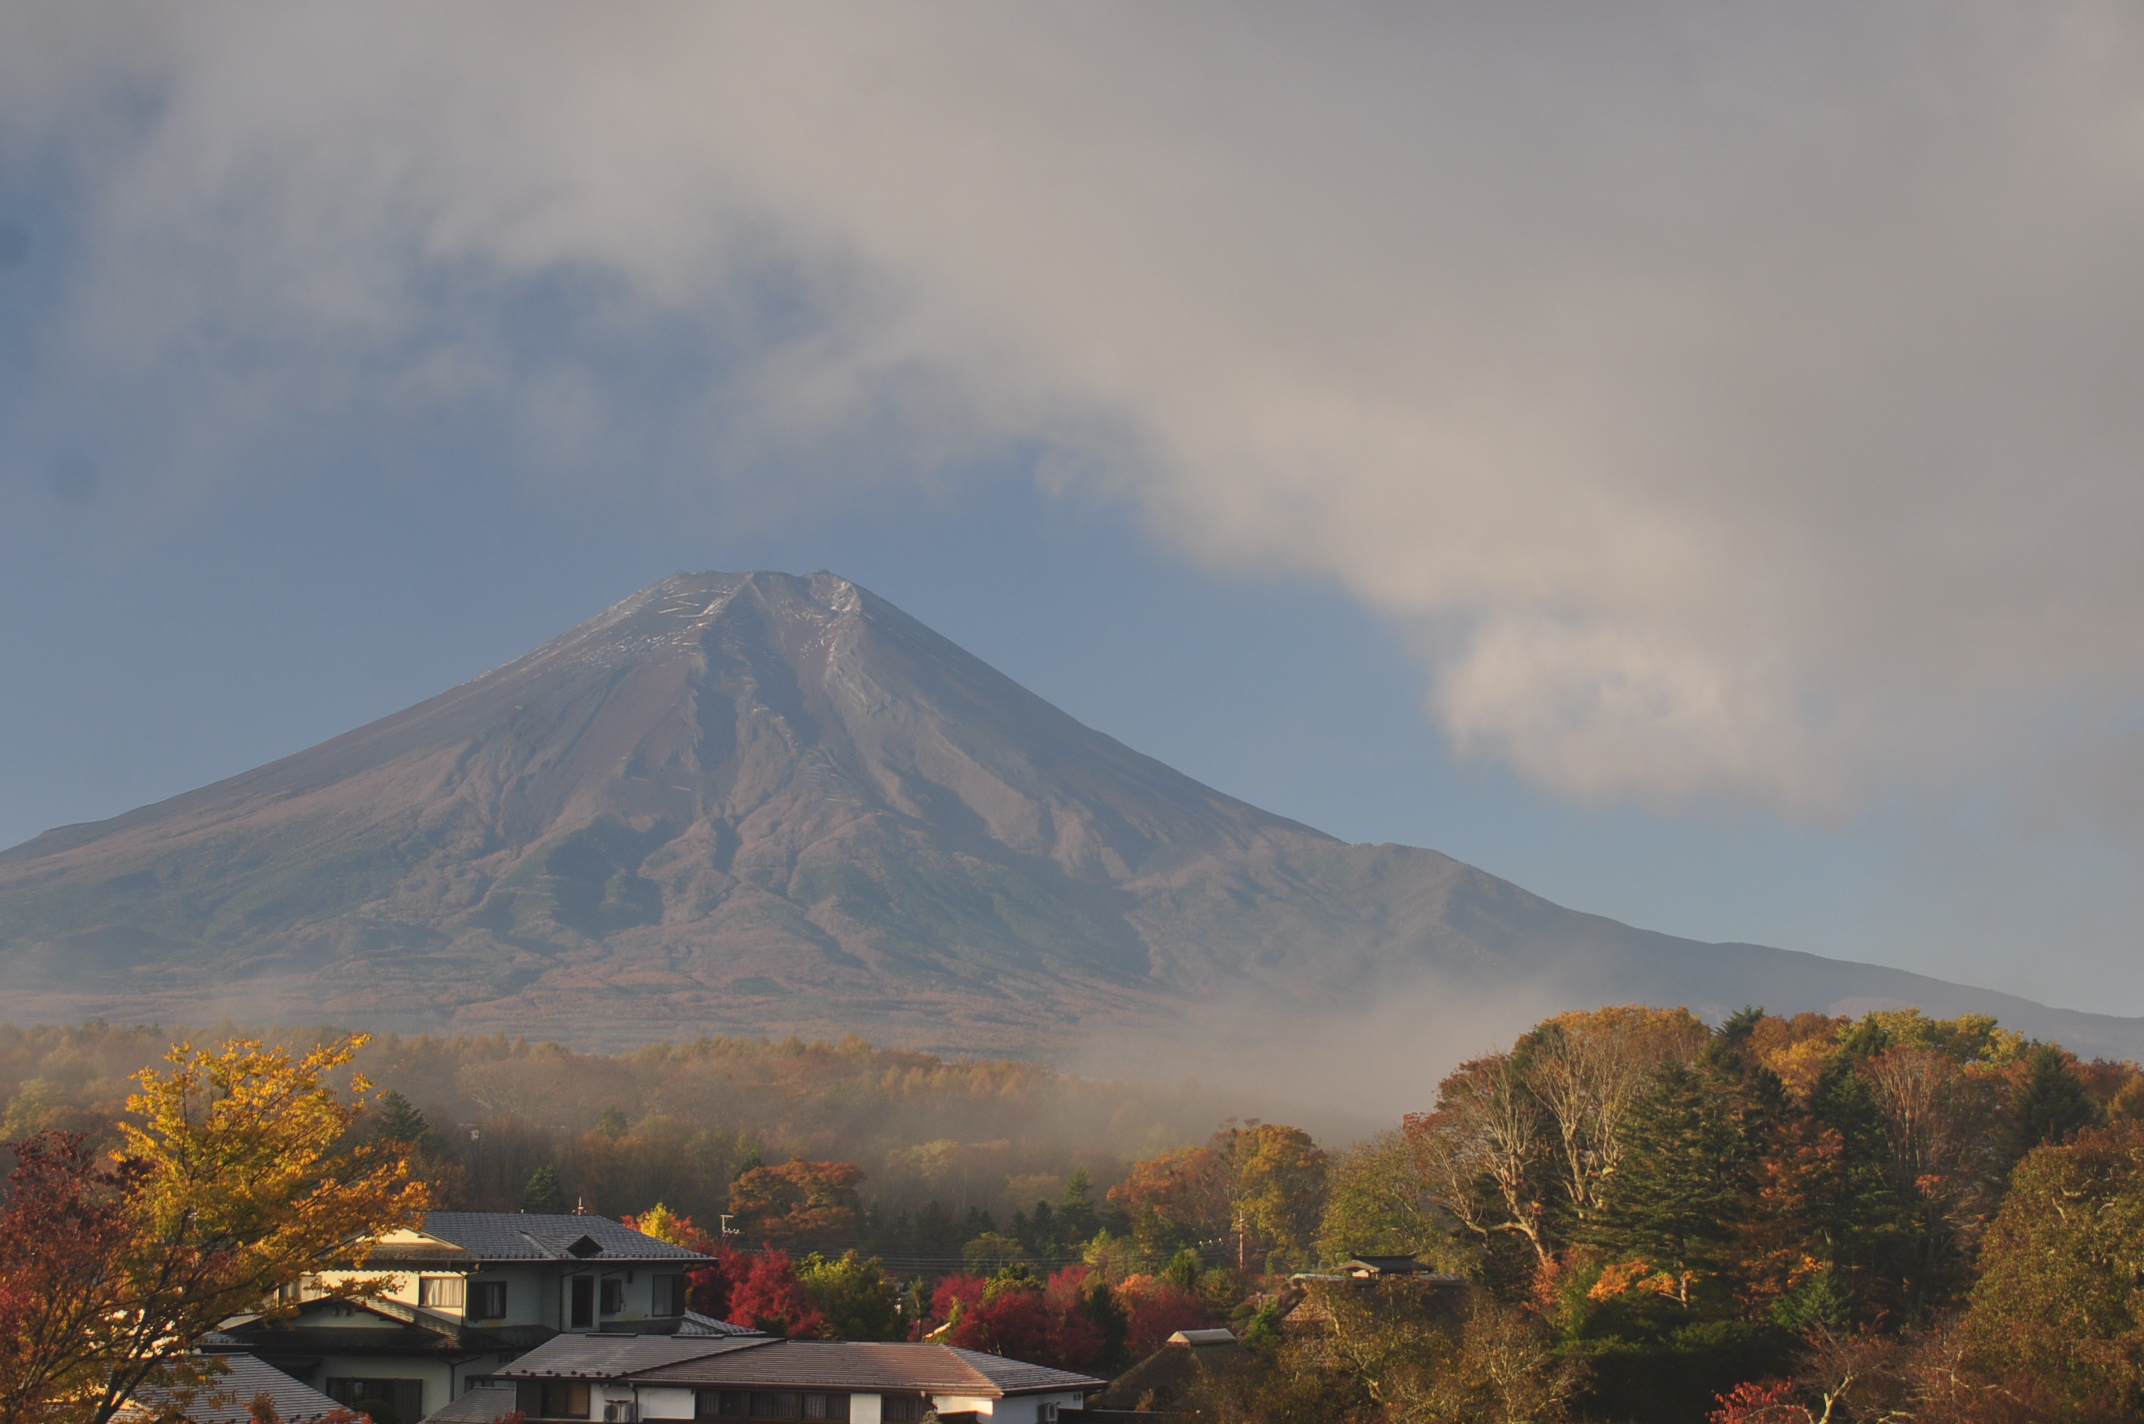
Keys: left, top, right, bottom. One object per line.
{"left": 7, "top": 2, "right": 2144, "bottom": 819}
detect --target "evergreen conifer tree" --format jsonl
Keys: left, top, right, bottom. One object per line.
{"left": 2006, "top": 1044, "right": 2102, "bottom": 1166}
{"left": 521, "top": 1165, "right": 564, "bottom": 1213}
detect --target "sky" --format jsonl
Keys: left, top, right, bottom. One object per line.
{"left": 2, "top": 3, "right": 2141, "bottom": 1014}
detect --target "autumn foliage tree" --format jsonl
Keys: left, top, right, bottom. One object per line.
{"left": 728, "top": 1160, "right": 865, "bottom": 1247}
{"left": 0, "top": 1133, "right": 144, "bottom": 1424}
{"left": 724, "top": 1247, "right": 832, "bottom": 1338}
{"left": 1961, "top": 1120, "right": 2144, "bottom": 1419}
{"left": 1106, "top": 1121, "right": 1328, "bottom": 1269}
{"left": 0, "top": 1036, "right": 427, "bottom": 1424}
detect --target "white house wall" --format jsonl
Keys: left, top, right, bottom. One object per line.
{"left": 634, "top": 1388, "right": 696, "bottom": 1420}
{"left": 308, "top": 1354, "right": 454, "bottom": 1418}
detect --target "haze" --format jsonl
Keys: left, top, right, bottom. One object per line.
{"left": 2, "top": 4, "right": 2141, "bottom": 1014}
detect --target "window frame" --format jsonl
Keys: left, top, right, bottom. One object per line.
{"left": 417, "top": 1275, "right": 466, "bottom": 1309}
{"left": 468, "top": 1279, "right": 509, "bottom": 1320}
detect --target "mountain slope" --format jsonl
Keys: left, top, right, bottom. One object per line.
{"left": 2, "top": 570, "right": 2136, "bottom": 1065}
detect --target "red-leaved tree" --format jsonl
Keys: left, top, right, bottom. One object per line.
{"left": 931, "top": 1267, "right": 1110, "bottom": 1372}
{"left": 725, "top": 1248, "right": 830, "bottom": 1338}
{"left": 0, "top": 1132, "right": 145, "bottom": 1424}
{"left": 1114, "top": 1275, "right": 1212, "bottom": 1359}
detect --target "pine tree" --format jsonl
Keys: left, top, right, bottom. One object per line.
{"left": 372, "top": 1090, "right": 430, "bottom": 1148}
{"left": 1801, "top": 1058, "right": 1913, "bottom": 1320}
{"left": 2006, "top": 1044, "right": 2102, "bottom": 1167}
{"left": 1594, "top": 1033, "right": 1780, "bottom": 1311}
{"left": 1061, "top": 1167, "right": 1099, "bottom": 1242}
{"left": 521, "top": 1165, "right": 564, "bottom": 1213}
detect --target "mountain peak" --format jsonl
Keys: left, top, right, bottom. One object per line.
{"left": 3, "top": 571, "right": 2138, "bottom": 1082}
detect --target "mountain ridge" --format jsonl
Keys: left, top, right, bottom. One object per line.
{"left": 3, "top": 569, "right": 2137, "bottom": 1075}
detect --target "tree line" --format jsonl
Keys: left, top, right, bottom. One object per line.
{"left": 9, "top": 1005, "right": 2144, "bottom": 1423}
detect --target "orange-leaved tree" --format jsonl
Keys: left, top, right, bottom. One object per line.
{"left": 0, "top": 1035, "right": 428, "bottom": 1424}
{"left": 727, "top": 1160, "right": 864, "bottom": 1247}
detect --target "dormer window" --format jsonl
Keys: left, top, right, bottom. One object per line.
{"left": 565, "top": 1235, "right": 604, "bottom": 1259}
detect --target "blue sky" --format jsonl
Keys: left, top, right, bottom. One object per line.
{"left": 3, "top": 4, "right": 2141, "bottom": 1014}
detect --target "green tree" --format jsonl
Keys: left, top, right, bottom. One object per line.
{"left": 796, "top": 1250, "right": 903, "bottom": 1341}
{"left": 371, "top": 1091, "right": 432, "bottom": 1149}
{"left": 1798, "top": 1057, "right": 1914, "bottom": 1321}
{"left": 2005, "top": 1043, "right": 2102, "bottom": 1167}
{"left": 520, "top": 1165, "right": 564, "bottom": 1213}
{"left": 1060, "top": 1167, "right": 1099, "bottom": 1242}
{"left": 1593, "top": 1033, "right": 1780, "bottom": 1311}
{"left": 1316, "top": 1129, "right": 1451, "bottom": 1265}
{"left": 1964, "top": 1121, "right": 2144, "bottom": 1417}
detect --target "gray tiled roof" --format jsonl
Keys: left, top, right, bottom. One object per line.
{"left": 412, "top": 1213, "right": 710, "bottom": 1263}
{"left": 122, "top": 1354, "right": 346, "bottom": 1424}
{"left": 419, "top": 1386, "right": 520, "bottom": 1424}
{"left": 677, "top": 1312, "right": 765, "bottom": 1338}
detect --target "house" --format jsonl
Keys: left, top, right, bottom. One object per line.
{"left": 494, "top": 1329, "right": 1105, "bottom": 1423}
{"left": 116, "top": 1352, "right": 350, "bottom": 1424}
{"left": 1330, "top": 1257, "right": 1457, "bottom": 1281}
{"left": 216, "top": 1212, "right": 724, "bottom": 1424}
{"left": 1083, "top": 1330, "right": 1242, "bottom": 1414}
{"left": 1277, "top": 1261, "right": 1467, "bottom": 1335}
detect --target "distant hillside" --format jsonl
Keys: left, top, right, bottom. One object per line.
{"left": 3, "top": 570, "right": 2137, "bottom": 1088}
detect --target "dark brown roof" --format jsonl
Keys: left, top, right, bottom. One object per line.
{"left": 1088, "top": 1340, "right": 1250, "bottom": 1412}
{"left": 633, "top": 1342, "right": 1100, "bottom": 1397}
{"left": 496, "top": 1336, "right": 774, "bottom": 1379}
{"left": 504, "top": 1337, "right": 1101, "bottom": 1398}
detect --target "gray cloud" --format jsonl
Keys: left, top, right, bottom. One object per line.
{"left": 6, "top": 2, "right": 2144, "bottom": 821}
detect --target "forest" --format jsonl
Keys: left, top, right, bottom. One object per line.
{"left": 6, "top": 1004, "right": 2144, "bottom": 1423}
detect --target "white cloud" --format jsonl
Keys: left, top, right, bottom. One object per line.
{"left": 8, "top": 1, "right": 2144, "bottom": 818}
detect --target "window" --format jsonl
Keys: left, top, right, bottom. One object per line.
{"left": 879, "top": 1399, "right": 927, "bottom": 1424}
{"left": 694, "top": 1391, "right": 749, "bottom": 1419}
{"left": 515, "top": 1382, "right": 591, "bottom": 1420}
{"left": 326, "top": 1379, "right": 424, "bottom": 1424}
{"left": 747, "top": 1395, "right": 798, "bottom": 1419}
{"left": 653, "top": 1273, "right": 688, "bottom": 1316}
{"left": 600, "top": 1278, "right": 626, "bottom": 1315}
{"left": 418, "top": 1276, "right": 465, "bottom": 1309}
{"left": 469, "top": 1280, "right": 508, "bottom": 1320}
{"left": 799, "top": 1397, "right": 847, "bottom": 1422}
{"left": 570, "top": 1276, "right": 595, "bottom": 1329}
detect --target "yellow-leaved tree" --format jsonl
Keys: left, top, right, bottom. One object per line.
{"left": 0, "top": 1035, "right": 428, "bottom": 1424}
